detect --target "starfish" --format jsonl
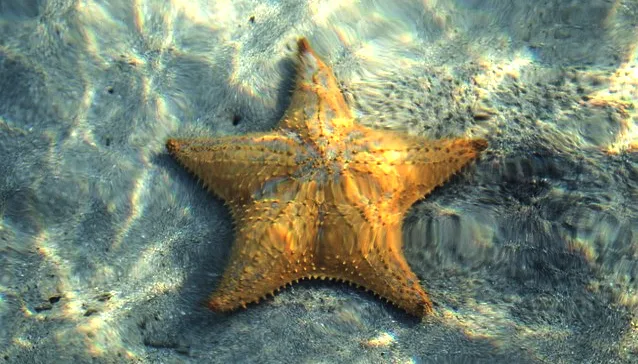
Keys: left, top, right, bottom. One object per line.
{"left": 166, "top": 38, "right": 487, "bottom": 317}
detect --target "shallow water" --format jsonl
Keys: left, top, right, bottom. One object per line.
{"left": 1, "top": 1, "right": 637, "bottom": 363}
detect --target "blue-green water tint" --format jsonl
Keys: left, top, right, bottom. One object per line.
{"left": 0, "top": 0, "right": 636, "bottom": 363}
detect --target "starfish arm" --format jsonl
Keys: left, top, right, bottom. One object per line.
{"left": 278, "top": 38, "right": 353, "bottom": 139}
{"left": 208, "top": 180, "right": 321, "bottom": 312}
{"left": 166, "top": 132, "right": 308, "bottom": 203}
{"left": 394, "top": 136, "right": 487, "bottom": 211}
{"left": 348, "top": 127, "right": 487, "bottom": 212}
{"left": 315, "top": 192, "right": 432, "bottom": 316}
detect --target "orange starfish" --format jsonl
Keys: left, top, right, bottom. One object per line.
{"left": 166, "top": 38, "right": 487, "bottom": 317}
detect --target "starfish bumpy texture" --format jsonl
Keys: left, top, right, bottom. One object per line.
{"left": 166, "top": 38, "right": 487, "bottom": 317}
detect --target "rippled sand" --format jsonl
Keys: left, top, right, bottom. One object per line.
{"left": 0, "top": 1, "right": 636, "bottom": 363}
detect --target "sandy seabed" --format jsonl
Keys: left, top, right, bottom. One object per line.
{"left": 1, "top": 0, "right": 637, "bottom": 363}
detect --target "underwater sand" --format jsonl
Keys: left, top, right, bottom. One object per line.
{"left": 1, "top": 0, "right": 637, "bottom": 363}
